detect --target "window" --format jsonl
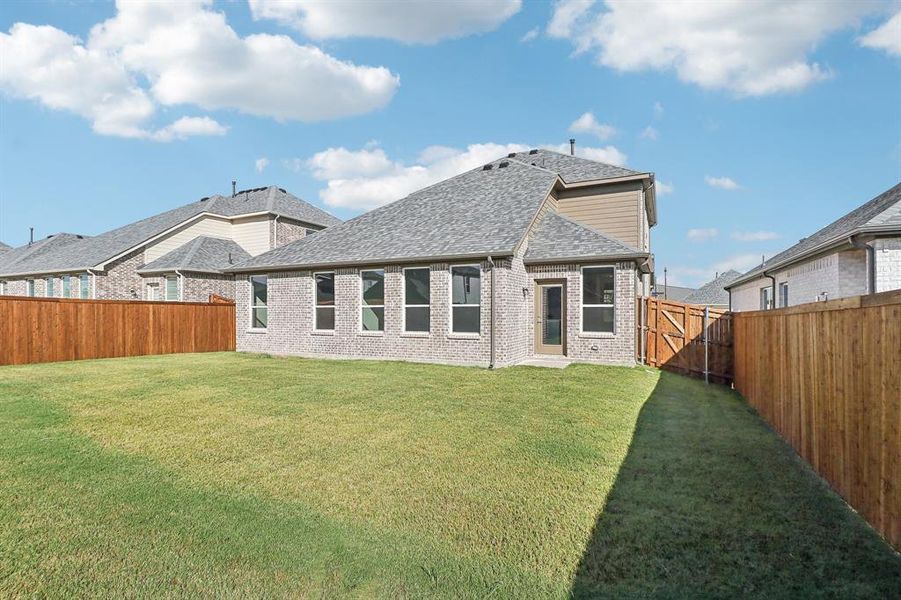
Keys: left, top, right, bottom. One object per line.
{"left": 79, "top": 273, "right": 90, "bottom": 299}
{"left": 778, "top": 282, "right": 789, "bottom": 308}
{"left": 27, "top": 280, "right": 35, "bottom": 297}
{"left": 62, "top": 275, "right": 71, "bottom": 298}
{"left": 146, "top": 282, "right": 160, "bottom": 301}
{"left": 165, "top": 275, "right": 178, "bottom": 301}
{"left": 582, "top": 266, "right": 615, "bottom": 334}
{"left": 404, "top": 268, "right": 430, "bottom": 333}
{"left": 46, "top": 277, "right": 54, "bottom": 298}
{"left": 0, "top": 281, "right": 5, "bottom": 295}
{"left": 361, "top": 269, "right": 385, "bottom": 332}
{"left": 450, "top": 265, "right": 480, "bottom": 334}
{"left": 315, "top": 272, "right": 335, "bottom": 330}
{"left": 250, "top": 275, "right": 268, "bottom": 329}
{"left": 760, "top": 287, "right": 772, "bottom": 310}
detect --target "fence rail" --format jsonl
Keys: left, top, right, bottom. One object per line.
{"left": 733, "top": 290, "right": 901, "bottom": 549}
{"left": 638, "top": 296, "right": 734, "bottom": 384}
{"left": 0, "top": 295, "right": 236, "bottom": 366}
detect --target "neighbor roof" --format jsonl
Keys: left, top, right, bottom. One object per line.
{"left": 655, "top": 284, "right": 695, "bottom": 302}
{"left": 524, "top": 211, "right": 645, "bottom": 264}
{"left": 0, "top": 186, "right": 339, "bottom": 277}
{"left": 230, "top": 158, "right": 560, "bottom": 271}
{"left": 0, "top": 233, "right": 88, "bottom": 275}
{"left": 138, "top": 236, "right": 252, "bottom": 274}
{"left": 0, "top": 241, "right": 11, "bottom": 255}
{"left": 507, "top": 149, "right": 642, "bottom": 183}
{"left": 684, "top": 270, "right": 742, "bottom": 306}
{"left": 728, "top": 182, "right": 901, "bottom": 288}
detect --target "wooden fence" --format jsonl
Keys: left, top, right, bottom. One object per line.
{"left": 733, "top": 290, "right": 901, "bottom": 549}
{"left": 0, "top": 295, "right": 236, "bottom": 366}
{"left": 638, "top": 296, "right": 734, "bottom": 384}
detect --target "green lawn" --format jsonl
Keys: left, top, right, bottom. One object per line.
{"left": 0, "top": 353, "right": 898, "bottom": 598}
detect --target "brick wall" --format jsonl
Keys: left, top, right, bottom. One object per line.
{"left": 182, "top": 273, "right": 235, "bottom": 301}
{"left": 95, "top": 248, "right": 145, "bottom": 300}
{"left": 273, "top": 218, "right": 317, "bottom": 248}
{"left": 874, "top": 237, "right": 901, "bottom": 292}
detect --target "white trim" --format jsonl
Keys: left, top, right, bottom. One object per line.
{"left": 313, "top": 271, "right": 336, "bottom": 332}
{"left": 449, "top": 263, "right": 481, "bottom": 336}
{"left": 249, "top": 274, "right": 268, "bottom": 331}
{"left": 360, "top": 268, "right": 385, "bottom": 334}
{"left": 145, "top": 281, "right": 160, "bottom": 301}
{"left": 164, "top": 274, "right": 179, "bottom": 301}
{"left": 402, "top": 266, "right": 431, "bottom": 334}
{"left": 580, "top": 265, "right": 616, "bottom": 335}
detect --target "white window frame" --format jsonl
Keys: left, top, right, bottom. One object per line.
{"left": 0, "top": 281, "right": 5, "bottom": 295}
{"left": 449, "top": 263, "right": 481, "bottom": 336}
{"left": 360, "top": 268, "right": 385, "bottom": 333}
{"left": 79, "top": 273, "right": 90, "bottom": 299}
{"left": 165, "top": 274, "right": 179, "bottom": 301}
{"left": 778, "top": 282, "right": 789, "bottom": 308}
{"left": 45, "top": 276, "right": 55, "bottom": 298}
{"left": 62, "top": 275, "right": 71, "bottom": 298}
{"left": 580, "top": 265, "right": 616, "bottom": 336}
{"left": 249, "top": 275, "right": 268, "bottom": 330}
{"left": 402, "top": 266, "right": 431, "bottom": 334}
{"left": 27, "top": 279, "right": 35, "bottom": 297}
{"left": 313, "top": 271, "right": 336, "bottom": 332}
{"left": 146, "top": 282, "right": 160, "bottom": 301}
{"left": 760, "top": 287, "right": 772, "bottom": 310}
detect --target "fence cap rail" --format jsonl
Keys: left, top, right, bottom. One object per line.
{"left": 0, "top": 295, "right": 234, "bottom": 307}
{"left": 736, "top": 289, "right": 900, "bottom": 317}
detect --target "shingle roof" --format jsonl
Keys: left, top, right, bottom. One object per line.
{"left": 728, "top": 182, "right": 901, "bottom": 288}
{"left": 507, "top": 149, "right": 642, "bottom": 183}
{"left": 0, "top": 186, "right": 339, "bottom": 277}
{"left": 684, "top": 270, "right": 742, "bottom": 306}
{"left": 230, "top": 159, "right": 559, "bottom": 271}
{"left": 656, "top": 285, "right": 695, "bottom": 302}
{"left": 138, "top": 236, "right": 251, "bottom": 274}
{"left": 0, "top": 241, "right": 11, "bottom": 256}
{"left": 524, "top": 211, "right": 644, "bottom": 263}
{"left": 0, "top": 233, "right": 88, "bottom": 275}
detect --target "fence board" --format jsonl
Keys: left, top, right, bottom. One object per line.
{"left": 734, "top": 290, "right": 901, "bottom": 549}
{"left": 0, "top": 296, "right": 235, "bottom": 366}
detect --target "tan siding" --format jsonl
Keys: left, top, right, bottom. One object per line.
{"left": 232, "top": 215, "right": 271, "bottom": 256}
{"left": 144, "top": 216, "right": 232, "bottom": 262}
{"left": 556, "top": 184, "right": 642, "bottom": 248}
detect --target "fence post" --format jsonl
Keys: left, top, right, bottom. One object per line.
{"left": 703, "top": 305, "right": 709, "bottom": 384}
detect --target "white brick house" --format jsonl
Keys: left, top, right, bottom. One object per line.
{"left": 727, "top": 183, "right": 901, "bottom": 311}
{"left": 229, "top": 150, "right": 658, "bottom": 368}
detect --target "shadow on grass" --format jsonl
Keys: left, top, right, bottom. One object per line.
{"left": 569, "top": 371, "right": 901, "bottom": 598}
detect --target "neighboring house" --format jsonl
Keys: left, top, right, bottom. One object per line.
{"left": 727, "top": 183, "right": 901, "bottom": 311}
{"left": 0, "top": 241, "right": 10, "bottom": 255}
{"left": 228, "top": 149, "right": 658, "bottom": 368}
{"left": 652, "top": 283, "right": 694, "bottom": 302}
{"left": 684, "top": 270, "right": 742, "bottom": 308}
{"left": 0, "top": 186, "right": 341, "bottom": 302}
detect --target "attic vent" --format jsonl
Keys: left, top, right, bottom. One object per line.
{"left": 499, "top": 161, "right": 510, "bottom": 168}
{"left": 507, "top": 152, "right": 516, "bottom": 158}
{"left": 528, "top": 149, "right": 538, "bottom": 155}
{"left": 483, "top": 164, "right": 493, "bottom": 171}
{"left": 200, "top": 196, "right": 209, "bottom": 202}
{"left": 278, "top": 188, "right": 286, "bottom": 193}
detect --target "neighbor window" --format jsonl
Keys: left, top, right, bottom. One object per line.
{"left": 450, "top": 265, "right": 480, "bottom": 334}
{"left": 45, "top": 277, "right": 54, "bottom": 297}
{"left": 165, "top": 275, "right": 178, "bottom": 301}
{"left": 79, "top": 273, "right": 90, "bottom": 299}
{"left": 146, "top": 282, "right": 160, "bottom": 301}
{"left": 582, "top": 266, "right": 615, "bottom": 334}
{"left": 760, "top": 287, "right": 772, "bottom": 310}
{"left": 62, "top": 275, "right": 71, "bottom": 298}
{"left": 250, "top": 275, "right": 268, "bottom": 329}
{"left": 27, "top": 280, "right": 35, "bottom": 297}
{"left": 778, "top": 282, "right": 789, "bottom": 308}
{"left": 404, "top": 267, "right": 430, "bottom": 333}
{"left": 0, "top": 281, "right": 5, "bottom": 295}
{"left": 361, "top": 269, "right": 385, "bottom": 332}
{"left": 315, "top": 272, "right": 335, "bottom": 330}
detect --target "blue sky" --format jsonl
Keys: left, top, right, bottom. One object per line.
{"left": 1, "top": 0, "right": 899, "bottom": 286}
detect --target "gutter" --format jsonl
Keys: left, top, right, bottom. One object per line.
{"left": 175, "top": 269, "right": 185, "bottom": 301}
{"left": 225, "top": 250, "right": 516, "bottom": 274}
{"left": 763, "top": 271, "right": 777, "bottom": 309}
{"left": 487, "top": 256, "right": 496, "bottom": 370}
{"left": 273, "top": 214, "right": 281, "bottom": 247}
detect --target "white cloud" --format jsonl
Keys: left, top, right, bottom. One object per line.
{"left": 0, "top": 1, "right": 399, "bottom": 140}
{"left": 520, "top": 27, "right": 540, "bottom": 43}
{"left": 687, "top": 228, "right": 719, "bottom": 241}
{"left": 705, "top": 175, "right": 741, "bottom": 190}
{"left": 667, "top": 253, "right": 764, "bottom": 287}
{"left": 640, "top": 125, "right": 658, "bottom": 140}
{"left": 308, "top": 141, "right": 628, "bottom": 210}
{"left": 859, "top": 11, "right": 901, "bottom": 56}
{"left": 255, "top": 157, "right": 269, "bottom": 173}
{"left": 653, "top": 101, "right": 664, "bottom": 119}
{"left": 547, "top": 0, "right": 878, "bottom": 96}
{"left": 731, "top": 230, "right": 780, "bottom": 242}
{"left": 656, "top": 181, "right": 673, "bottom": 195}
{"left": 568, "top": 111, "right": 616, "bottom": 140}
{"left": 249, "top": 0, "right": 522, "bottom": 44}
{"left": 282, "top": 158, "right": 305, "bottom": 173}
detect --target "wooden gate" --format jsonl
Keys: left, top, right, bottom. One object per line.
{"left": 638, "top": 297, "right": 733, "bottom": 384}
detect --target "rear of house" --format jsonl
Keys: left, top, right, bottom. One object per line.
{"left": 228, "top": 150, "right": 658, "bottom": 368}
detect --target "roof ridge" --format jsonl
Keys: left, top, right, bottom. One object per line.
{"left": 506, "top": 155, "right": 561, "bottom": 177}
{"left": 179, "top": 236, "right": 207, "bottom": 269}
{"left": 266, "top": 186, "right": 278, "bottom": 212}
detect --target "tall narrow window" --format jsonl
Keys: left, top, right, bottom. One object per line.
{"left": 165, "top": 275, "right": 178, "bottom": 301}
{"left": 27, "top": 280, "right": 35, "bottom": 297}
{"left": 62, "top": 275, "right": 71, "bottom": 298}
{"left": 760, "top": 287, "right": 772, "bottom": 310}
{"left": 79, "top": 273, "right": 90, "bottom": 299}
{"left": 0, "top": 281, "right": 5, "bottom": 295}
{"left": 250, "top": 275, "right": 268, "bottom": 329}
{"left": 146, "top": 282, "right": 160, "bottom": 301}
{"left": 778, "top": 282, "right": 789, "bottom": 308}
{"left": 404, "top": 268, "right": 430, "bottom": 333}
{"left": 46, "top": 277, "right": 55, "bottom": 297}
{"left": 315, "top": 272, "right": 335, "bottom": 330}
{"left": 361, "top": 269, "right": 385, "bottom": 332}
{"left": 451, "top": 265, "right": 480, "bottom": 334}
{"left": 582, "top": 266, "right": 615, "bottom": 333}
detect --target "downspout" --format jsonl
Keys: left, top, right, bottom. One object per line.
{"left": 850, "top": 235, "right": 875, "bottom": 294}
{"left": 273, "top": 214, "right": 281, "bottom": 248}
{"left": 487, "top": 256, "right": 496, "bottom": 370}
{"left": 763, "top": 272, "right": 776, "bottom": 309}
{"left": 86, "top": 268, "right": 98, "bottom": 299}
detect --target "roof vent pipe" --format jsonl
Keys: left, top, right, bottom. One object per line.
{"left": 29, "top": 227, "right": 34, "bottom": 246}
{"left": 570, "top": 138, "right": 575, "bottom": 155}
{"left": 232, "top": 180, "right": 237, "bottom": 197}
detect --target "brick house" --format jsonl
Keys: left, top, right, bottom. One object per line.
{"left": 228, "top": 150, "right": 658, "bottom": 368}
{"left": 0, "top": 186, "right": 341, "bottom": 301}
{"left": 727, "top": 183, "right": 901, "bottom": 311}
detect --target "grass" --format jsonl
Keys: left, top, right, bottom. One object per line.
{"left": 0, "top": 353, "right": 898, "bottom": 598}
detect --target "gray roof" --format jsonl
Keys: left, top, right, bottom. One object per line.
{"left": 0, "top": 186, "right": 339, "bottom": 277}
{"left": 728, "top": 182, "right": 901, "bottom": 288}
{"left": 0, "top": 233, "right": 88, "bottom": 275}
{"left": 230, "top": 158, "right": 559, "bottom": 271}
{"left": 0, "top": 241, "right": 10, "bottom": 254}
{"left": 655, "top": 284, "right": 695, "bottom": 302}
{"left": 684, "top": 270, "right": 742, "bottom": 306}
{"left": 524, "top": 211, "right": 644, "bottom": 263}
{"left": 138, "top": 236, "right": 251, "bottom": 274}
{"left": 507, "top": 149, "right": 642, "bottom": 183}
